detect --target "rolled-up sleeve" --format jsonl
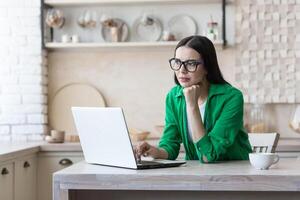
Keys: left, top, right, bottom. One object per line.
{"left": 194, "top": 92, "right": 244, "bottom": 163}
{"left": 158, "top": 93, "right": 181, "bottom": 160}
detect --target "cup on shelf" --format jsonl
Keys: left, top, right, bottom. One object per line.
{"left": 61, "top": 34, "right": 71, "bottom": 43}
{"left": 71, "top": 35, "right": 79, "bottom": 43}
{"left": 45, "top": 130, "right": 65, "bottom": 143}
{"left": 50, "top": 130, "right": 65, "bottom": 141}
{"left": 162, "top": 31, "right": 176, "bottom": 41}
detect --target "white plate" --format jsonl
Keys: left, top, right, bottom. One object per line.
{"left": 132, "top": 16, "right": 162, "bottom": 42}
{"left": 168, "top": 15, "right": 198, "bottom": 40}
{"left": 49, "top": 83, "right": 106, "bottom": 135}
{"left": 101, "top": 18, "right": 129, "bottom": 42}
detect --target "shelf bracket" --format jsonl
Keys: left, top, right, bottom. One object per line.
{"left": 222, "top": 0, "right": 227, "bottom": 48}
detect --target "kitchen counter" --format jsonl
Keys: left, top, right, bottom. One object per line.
{"left": 53, "top": 158, "right": 300, "bottom": 200}
{"left": 0, "top": 142, "right": 82, "bottom": 162}
{"left": 1, "top": 137, "right": 300, "bottom": 163}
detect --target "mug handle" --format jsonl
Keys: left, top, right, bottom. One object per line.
{"left": 272, "top": 155, "right": 280, "bottom": 165}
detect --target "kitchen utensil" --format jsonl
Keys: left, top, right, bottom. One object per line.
{"left": 132, "top": 15, "right": 162, "bottom": 41}
{"left": 77, "top": 10, "right": 97, "bottom": 28}
{"left": 49, "top": 83, "right": 106, "bottom": 135}
{"left": 45, "top": 8, "right": 65, "bottom": 29}
{"left": 101, "top": 18, "right": 129, "bottom": 42}
{"left": 167, "top": 14, "right": 197, "bottom": 40}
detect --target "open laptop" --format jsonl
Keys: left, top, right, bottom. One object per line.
{"left": 71, "top": 107, "right": 186, "bottom": 169}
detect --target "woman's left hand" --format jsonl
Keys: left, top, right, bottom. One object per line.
{"left": 183, "top": 84, "right": 201, "bottom": 108}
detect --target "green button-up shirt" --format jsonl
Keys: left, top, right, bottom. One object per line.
{"left": 158, "top": 83, "right": 252, "bottom": 163}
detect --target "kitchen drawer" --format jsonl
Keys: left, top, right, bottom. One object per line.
{"left": 0, "top": 162, "right": 14, "bottom": 200}
{"left": 37, "top": 152, "right": 83, "bottom": 200}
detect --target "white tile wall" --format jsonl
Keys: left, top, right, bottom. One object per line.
{"left": 235, "top": 0, "right": 300, "bottom": 103}
{"left": 0, "top": 0, "right": 47, "bottom": 142}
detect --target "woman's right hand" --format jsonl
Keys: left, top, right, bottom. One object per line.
{"left": 134, "top": 142, "right": 160, "bottom": 162}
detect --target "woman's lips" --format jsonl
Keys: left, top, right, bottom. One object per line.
{"left": 178, "top": 77, "right": 191, "bottom": 82}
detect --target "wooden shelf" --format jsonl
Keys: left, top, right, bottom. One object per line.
{"left": 44, "top": 41, "right": 223, "bottom": 50}
{"left": 44, "top": 0, "right": 225, "bottom": 6}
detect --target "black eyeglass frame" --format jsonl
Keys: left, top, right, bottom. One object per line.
{"left": 169, "top": 58, "right": 204, "bottom": 72}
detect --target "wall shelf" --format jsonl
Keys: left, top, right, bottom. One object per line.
{"left": 42, "top": 0, "right": 229, "bottom": 49}
{"left": 45, "top": 41, "right": 224, "bottom": 50}
{"left": 44, "top": 0, "right": 227, "bottom": 6}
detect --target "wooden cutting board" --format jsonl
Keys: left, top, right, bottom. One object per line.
{"left": 49, "top": 83, "right": 106, "bottom": 135}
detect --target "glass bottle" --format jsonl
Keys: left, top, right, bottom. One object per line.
{"left": 249, "top": 103, "right": 267, "bottom": 133}
{"left": 206, "top": 22, "right": 219, "bottom": 41}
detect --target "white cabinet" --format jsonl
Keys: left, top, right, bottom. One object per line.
{"left": 14, "top": 155, "right": 37, "bottom": 200}
{"left": 0, "top": 162, "right": 14, "bottom": 200}
{"left": 37, "top": 152, "right": 83, "bottom": 200}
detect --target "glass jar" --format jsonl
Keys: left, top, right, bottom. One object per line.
{"left": 249, "top": 103, "right": 268, "bottom": 133}
{"left": 289, "top": 105, "right": 300, "bottom": 133}
{"left": 206, "top": 22, "right": 219, "bottom": 41}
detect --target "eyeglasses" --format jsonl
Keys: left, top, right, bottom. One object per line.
{"left": 169, "top": 58, "right": 203, "bottom": 72}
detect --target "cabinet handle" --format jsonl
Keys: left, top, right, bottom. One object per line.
{"left": 1, "top": 168, "right": 9, "bottom": 175}
{"left": 59, "top": 158, "right": 73, "bottom": 166}
{"left": 23, "top": 161, "right": 30, "bottom": 168}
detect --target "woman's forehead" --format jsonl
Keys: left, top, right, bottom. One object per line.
{"left": 175, "top": 46, "right": 201, "bottom": 60}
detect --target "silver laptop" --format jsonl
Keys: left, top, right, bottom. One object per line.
{"left": 71, "top": 107, "right": 186, "bottom": 169}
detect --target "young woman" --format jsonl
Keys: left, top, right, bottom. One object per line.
{"left": 136, "top": 35, "right": 252, "bottom": 163}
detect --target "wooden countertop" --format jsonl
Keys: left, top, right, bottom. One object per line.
{"left": 53, "top": 158, "right": 300, "bottom": 192}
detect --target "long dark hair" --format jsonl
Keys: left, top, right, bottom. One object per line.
{"left": 173, "top": 35, "right": 228, "bottom": 85}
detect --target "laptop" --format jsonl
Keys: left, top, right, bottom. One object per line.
{"left": 71, "top": 107, "right": 186, "bottom": 169}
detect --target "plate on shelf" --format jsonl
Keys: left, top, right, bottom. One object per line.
{"left": 167, "top": 15, "right": 197, "bottom": 40}
{"left": 49, "top": 83, "right": 106, "bottom": 135}
{"left": 101, "top": 18, "right": 129, "bottom": 42}
{"left": 132, "top": 15, "right": 163, "bottom": 42}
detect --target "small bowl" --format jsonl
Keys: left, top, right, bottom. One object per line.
{"left": 129, "top": 128, "right": 150, "bottom": 142}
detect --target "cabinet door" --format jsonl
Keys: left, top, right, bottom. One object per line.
{"left": 0, "top": 163, "right": 14, "bottom": 200}
{"left": 37, "top": 152, "right": 83, "bottom": 200}
{"left": 15, "top": 155, "right": 37, "bottom": 200}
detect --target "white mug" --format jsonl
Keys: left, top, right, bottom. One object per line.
{"left": 61, "top": 34, "right": 70, "bottom": 43}
{"left": 71, "top": 35, "right": 79, "bottom": 43}
{"left": 249, "top": 153, "right": 279, "bottom": 170}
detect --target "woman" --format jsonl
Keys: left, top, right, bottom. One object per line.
{"left": 136, "top": 35, "right": 252, "bottom": 163}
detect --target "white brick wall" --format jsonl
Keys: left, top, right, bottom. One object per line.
{"left": 0, "top": 0, "right": 48, "bottom": 142}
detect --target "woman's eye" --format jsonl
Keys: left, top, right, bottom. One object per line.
{"left": 175, "top": 60, "right": 181, "bottom": 65}
{"left": 187, "top": 62, "right": 197, "bottom": 66}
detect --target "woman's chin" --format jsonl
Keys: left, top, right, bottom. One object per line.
{"left": 180, "top": 82, "right": 192, "bottom": 88}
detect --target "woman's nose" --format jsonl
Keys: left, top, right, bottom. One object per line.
{"left": 179, "top": 65, "right": 188, "bottom": 73}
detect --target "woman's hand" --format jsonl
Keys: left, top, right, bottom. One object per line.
{"left": 183, "top": 84, "right": 201, "bottom": 108}
{"left": 134, "top": 142, "right": 163, "bottom": 162}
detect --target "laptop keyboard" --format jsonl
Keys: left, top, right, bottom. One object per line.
{"left": 137, "top": 160, "right": 160, "bottom": 166}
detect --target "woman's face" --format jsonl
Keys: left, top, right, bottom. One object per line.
{"left": 174, "top": 46, "right": 207, "bottom": 88}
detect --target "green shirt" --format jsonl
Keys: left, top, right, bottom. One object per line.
{"left": 158, "top": 83, "right": 252, "bottom": 163}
